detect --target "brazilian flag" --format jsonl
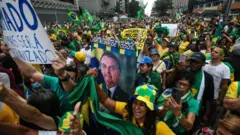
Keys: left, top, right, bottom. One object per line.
{"left": 137, "top": 2, "right": 148, "bottom": 20}
{"left": 68, "top": 76, "right": 143, "bottom": 135}
{"left": 81, "top": 8, "right": 94, "bottom": 25}
{"left": 66, "top": 8, "right": 81, "bottom": 24}
{"left": 55, "top": 27, "right": 67, "bottom": 39}
{"left": 90, "top": 20, "right": 104, "bottom": 32}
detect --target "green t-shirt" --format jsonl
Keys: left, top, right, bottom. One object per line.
{"left": 136, "top": 72, "right": 162, "bottom": 94}
{"left": 157, "top": 89, "right": 199, "bottom": 134}
{"left": 42, "top": 75, "right": 73, "bottom": 116}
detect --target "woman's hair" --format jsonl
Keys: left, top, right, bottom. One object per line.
{"left": 27, "top": 88, "right": 60, "bottom": 116}
{"left": 218, "top": 112, "right": 240, "bottom": 135}
{"left": 126, "top": 100, "right": 156, "bottom": 135}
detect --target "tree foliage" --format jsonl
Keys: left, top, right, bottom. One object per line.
{"left": 128, "top": 0, "right": 141, "bottom": 17}
{"left": 153, "top": 0, "right": 173, "bottom": 16}
{"left": 115, "top": 1, "right": 121, "bottom": 13}
{"left": 188, "top": 0, "right": 198, "bottom": 13}
{"left": 101, "top": 0, "right": 110, "bottom": 10}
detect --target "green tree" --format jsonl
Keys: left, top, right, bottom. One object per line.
{"left": 153, "top": 0, "right": 173, "bottom": 16}
{"left": 188, "top": 0, "right": 198, "bottom": 13}
{"left": 101, "top": 0, "right": 110, "bottom": 10}
{"left": 128, "top": 0, "right": 141, "bottom": 17}
{"left": 115, "top": 1, "right": 121, "bottom": 13}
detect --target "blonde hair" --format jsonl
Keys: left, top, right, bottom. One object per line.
{"left": 218, "top": 112, "right": 240, "bottom": 135}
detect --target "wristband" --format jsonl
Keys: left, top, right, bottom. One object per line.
{"left": 59, "top": 73, "right": 70, "bottom": 82}
{"left": 177, "top": 113, "right": 183, "bottom": 119}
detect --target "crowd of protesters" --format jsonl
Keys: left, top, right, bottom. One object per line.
{"left": 0, "top": 13, "right": 240, "bottom": 135}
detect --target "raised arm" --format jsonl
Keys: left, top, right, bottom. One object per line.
{"left": 167, "top": 97, "right": 196, "bottom": 131}
{"left": 0, "top": 83, "right": 57, "bottom": 130}
{"left": 95, "top": 83, "right": 116, "bottom": 112}
{"left": 52, "top": 51, "right": 76, "bottom": 93}
{"left": 12, "top": 57, "right": 43, "bottom": 83}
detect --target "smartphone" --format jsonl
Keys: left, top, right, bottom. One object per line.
{"left": 172, "top": 87, "right": 181, "bottom": 104}
{"left": 178, "top": 54, "right": 187, "bottom": 64}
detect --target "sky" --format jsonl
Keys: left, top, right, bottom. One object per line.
{"left": 143, "top": 0, "right": 156, "bottom": 16}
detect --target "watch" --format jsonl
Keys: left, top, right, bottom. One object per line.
{"left": 59, "top": 73, "right": 70, "bottom": 82}
{"left": 177, "top": 113, "right": 183, "bottom": 119}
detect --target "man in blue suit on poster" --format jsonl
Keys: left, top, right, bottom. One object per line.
{"left": 100, "top": 51, "right": 129, "bottom": 102}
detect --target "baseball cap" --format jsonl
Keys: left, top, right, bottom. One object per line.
{"left": 70, "top": 51, "right": 86, "bottom": 63}
{"left": 189, "top": 52, "right": 206, "bottom": 63}
{"left": 149, "top": 48, "right": 159, "bottom": 56}
{"left": 139, "top": 56, "right": 152, "bottom": 64}
{"left": 168, "top": 41, "right": 178, "bottom": 47}
{"left": 163, "top": 38, "right": 170, "bottom": 43}
{"left": 232, "top": 43, "right": 240, "bottom": 56}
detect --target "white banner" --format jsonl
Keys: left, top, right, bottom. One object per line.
{"left": 0, "top": 0, "right": 56, "bottom": 64}
{"left": 161, "top": 24, "right": 178, "bottom": 37}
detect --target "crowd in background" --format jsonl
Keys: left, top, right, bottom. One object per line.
{"left": 0, "top": 14, "right": 240, "bottom": 135}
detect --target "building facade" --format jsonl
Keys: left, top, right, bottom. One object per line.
{"left": 75, "top": 0, "right": 126, "bottom": 15}
{"left": 192, "top": 0, "right": 240, "bottom": 16}
{"left": 173, "top": 0, "right": 189, "bottom": 11}
{"left": 31, "top": 0, "right": 78, "bottom": 23}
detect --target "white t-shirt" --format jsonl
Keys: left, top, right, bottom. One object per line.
{"left": 81, "top": 48, "right": 91, "bottom": 65}
{"left": 0, "top": 72, "right": 10, "bottom": 88}
{"left": 38, "top": 131, "right": 57, "bottom": 135}
{"left": 66, "top": 57, "right": 73, "bottom": 65}
{"left": 153, "top": 60, "right": 166, "bottom": 74}
{"left": 203, "top": 62, "right": 230, "bottom": 99}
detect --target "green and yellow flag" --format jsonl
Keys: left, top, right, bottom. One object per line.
{"left": 81, "top": 8, "right": 94, "bottom": 25}
{"left": 90, "top": 20, "right": 104, "bottom": 32}
{"left": 66, "top": 8, "right": 81, "bottom": 24}
{"left": 68, "top": 76, "right": 144, "bottom": 135}
{"left": 55, "top": 27, "right": 67, "bottom": 36}
{"left": 137, "top": 2, "right": 148, "bottom": 20}
{"left": 54, "top": 27, "right": 67, "bottom": 39}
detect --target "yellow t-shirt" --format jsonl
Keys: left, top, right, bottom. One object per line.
{"left": 178, "top": 41, "right": 190, "bottom": 53}
{"left": 225, "top": 82, "right": 240, "bottom": 99}
{"left": 156, "top": 45, "right": 169, "bottom": 57}
{"left": 31, "top": 64, "right": 42, "bottom": 73}
{"left": 115, "top": 102, "right": 175, "bottom": 135}
{"left": 0, "top": 103, "right": 19, "bottom": 124}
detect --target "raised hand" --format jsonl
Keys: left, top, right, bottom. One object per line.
{"left": 69, "top": 102, "right": 82, "bottom": 135}
{"left": 86, "top": 68, "right": 98, "bottom": 78}
{"left": 52, "top": 51, "right": 67, "bottom": 77}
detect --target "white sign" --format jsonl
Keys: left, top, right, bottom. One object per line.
{"left": 0, "top": 0, "right": 56, "bottom": 64}
{"left": 161, "top": 24, "right": 178, "bottom": 37}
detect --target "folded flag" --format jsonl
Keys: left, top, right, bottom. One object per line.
{"left": 68, "top": 76, "right": 143, "bottom": 135}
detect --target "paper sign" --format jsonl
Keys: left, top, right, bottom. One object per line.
{"left": 122, "top": 28, "right": 147, "bottom": 50}
{"left": 161, "top": 24, "right": 178, "bottom": 37}
{"left": 0, "top": 0, "right": 56, "bottom": 64}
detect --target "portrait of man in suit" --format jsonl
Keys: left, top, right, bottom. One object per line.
{"left": 100, "top": 51, "right": 129, "bottom": 102}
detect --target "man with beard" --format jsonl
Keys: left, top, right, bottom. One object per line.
{"left": 100, "top": 51, "right": 129, "bottom": 101}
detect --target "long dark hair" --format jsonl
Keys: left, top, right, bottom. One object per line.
{"left": 126, "top": 100, "right": 157, "bottom": 135}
